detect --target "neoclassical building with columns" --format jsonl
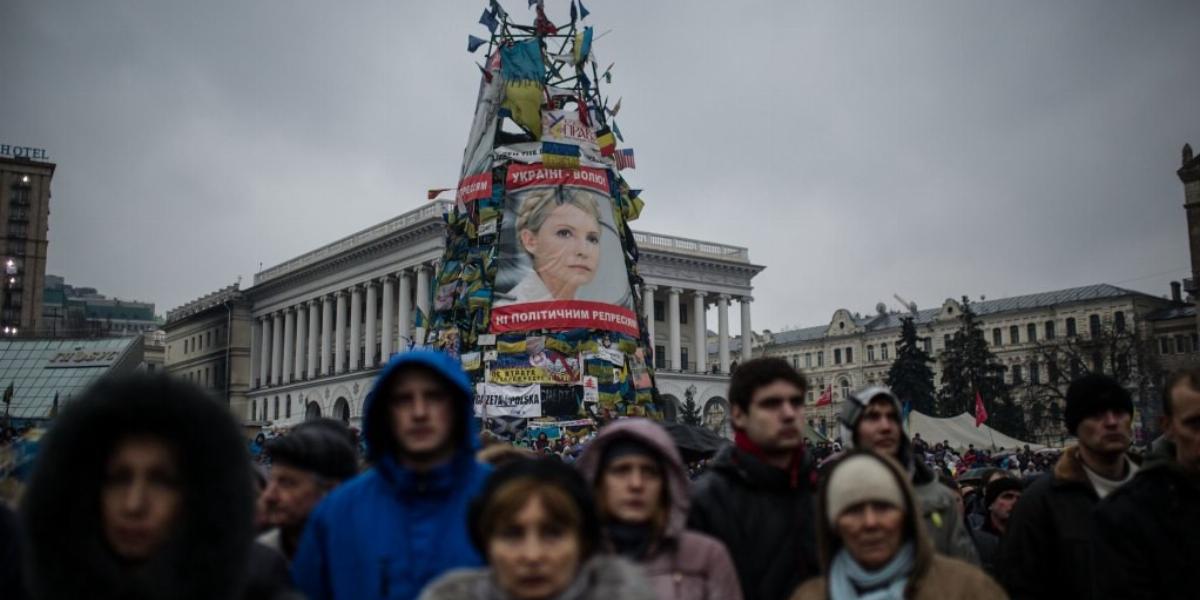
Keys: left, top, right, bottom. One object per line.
{"left": 228, "top": 200, "right": 763, "bottom": 433}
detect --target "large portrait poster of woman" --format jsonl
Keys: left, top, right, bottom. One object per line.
{"left": 492, "top": 163, "right": 637, "bottom": 336}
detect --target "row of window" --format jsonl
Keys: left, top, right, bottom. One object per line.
{"left": 990, "top": 313, "right": 1125, "bottom": 347}
{"left": 652, "top": 301, "right": 690, "bottom": 324}
{"left": 249, "top": 396, "right": 348, "bottom": 423}
{"left": 182, "top": 363, "right": 224, "bottom": 389}
{"left": 181, "top": 326, "right": 227, "bottom": 356}
{"left": 1160, "top": 333, "right": 1199, "bottom": 355}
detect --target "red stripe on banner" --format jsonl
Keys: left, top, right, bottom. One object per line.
{"left": 457, "top": 173, "right": 493, "bottom": 203}
{"left": 505, "top": 163, "right": 611, "bottom": 194}
{"left": 492, "top": 300, "right": 639, "bottom": 336}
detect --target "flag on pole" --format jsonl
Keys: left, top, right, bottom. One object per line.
{"left": 606, "top": 96, "right": 622, "bottom": 117}
{"left": 50, "top": 392, "right": 59, "bottom": 418}
{"left": 815, "top": 384, "right": 833, "bottom": 406}
{"left": 974, "top": 389, "right": 988, "bottom": 427}
{"left": 479, "top": 8, "right": 499, "bottom": 33}
{"left": 595, "top": 126, "right": 616, "bottom": 156}
{"left": 615, "top": 148, "right": 636, "bottom": 170}
{"left": 467, "top": 35, "right": 487, "bottom": 53}
{"left": 489, "top": 0, "right": 508, "bottom": 21}
{"left": 2, "top": 382, "right": 12, "bottom": 406}
{"left": 569, "top": 0, "right": 577, "bottom": 22}
{"left": 427, "top": 188, "right": 452, "bottom": 200}
{"left": 577, "top": 0, "right": 590, "bottom": 19}
{"left": 612, "top": 121, "right": 624, "bottom": 142}
{"left": 901, "top": 397, "right": 913, "bottom": 426}
{"left": 541, "top": 141, "right": 581, "bottom": 169}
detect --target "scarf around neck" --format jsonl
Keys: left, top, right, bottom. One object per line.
{"left": 734, "top": 429, "right": 807, "bottom": 488}
{"left": 828, "top": 541, "right": 914, "bottom": 600}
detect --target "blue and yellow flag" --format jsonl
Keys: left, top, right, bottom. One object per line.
{"left": 542, "top": 141, "right": 581, "bottom": 169}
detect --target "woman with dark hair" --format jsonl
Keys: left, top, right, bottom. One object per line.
{"left": 791, "top": 450, "right": 1004, "bottom": 600}
{"left": 576, "top": 418, "right": 742, "bottom": 600}
{"left": 418, "top": 458, "right": 655, "bottom": 600}
{"left": 21, "top": 373, "right": 294, "bottom": 600}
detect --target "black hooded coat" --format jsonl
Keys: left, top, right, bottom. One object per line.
{"left": 20, "top": 373, "right": 287, "bottom": 600}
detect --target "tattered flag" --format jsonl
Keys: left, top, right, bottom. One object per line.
{"left": 468, "top": 35, "right": 487, "bottom": 53}
{"left": 428, "top": 188, "right": 452, "bottom": 200}
{"left": 489, "top": 0, "right": 508, "bottom": 21}
{"left": 479, "top": 8, "right": 499, "bottom": 33}
{"left": 606, "top": 96, "right": 622, "bottom": 117}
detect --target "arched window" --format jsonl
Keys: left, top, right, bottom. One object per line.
{"left": 273, "top": 397, "right": 280, "bottom": 420}
{"left": 839, "top": 378, "right": 851, "bottom": 402}
{"left": 1089, "top": 314, "right": 1102, "bottom": 337}
{"left": 1066, "top": 318, "right": 1077, "bottom": 337}
{"left": 285, "top": 395, "right": 291, "bottom": 418}
{"left": 1114, "top": 311, "right": 1126, "bottom": 333}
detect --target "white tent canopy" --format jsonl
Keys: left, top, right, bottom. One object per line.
{"left": 907, "top": 411, "right": 1044, "bottom": 450}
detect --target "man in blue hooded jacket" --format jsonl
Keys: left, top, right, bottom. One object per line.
{"left": 292, "top": 349, "right": 492, "bottom": 600}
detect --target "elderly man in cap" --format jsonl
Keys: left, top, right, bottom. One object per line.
{"left": 259, "top": 419, "right": 359, "bottom": 562}
{"left": 838, "top": 386, "right": 979, "bottom": 564}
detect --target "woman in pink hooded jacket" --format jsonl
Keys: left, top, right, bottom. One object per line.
{"left": 577, "top": 418, "right": 743, "bottom": 600}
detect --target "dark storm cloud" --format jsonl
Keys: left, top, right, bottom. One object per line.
{"left": 2, "top": 1, "right": 1197, "bottom": 334}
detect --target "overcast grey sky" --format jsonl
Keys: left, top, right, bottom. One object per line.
{"left": 2, "top": 1, "right": 1198, "bottom": 335}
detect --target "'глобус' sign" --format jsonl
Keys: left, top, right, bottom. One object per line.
{"left": 0, "top": 143, "right": 50, "bottom": 161}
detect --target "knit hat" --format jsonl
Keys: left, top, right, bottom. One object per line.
{"left": 600, "top": 437, "right": 659, "bottom": 469}
{"left": 1063, "top": 374, "right": 1133, "bottom": 435}
{"left": 468, "top": 458, "right": 600, "bottom": 557}
{"left": 984, "top": 477, "right": 1023, "bottom": 509}
{"left": 825, "top": 454, "right": 906, "bottom": 526}
{"left": 266, "top": 418, "right": 359, "bottom": 482}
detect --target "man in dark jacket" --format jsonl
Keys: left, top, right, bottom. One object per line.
{"left": 292, "top": 350, "right": 492, "bottom": 600}
{"left": 839, "top": 386, "right": 980, "bottom": 564}
{"left": 258, "top": 419, "right": 358, "bottom": 562}
{"left": 971, "top": 476, "right": 1022, "bottom": 574}
{"left": 687, "top": 357, "right": 818, "bottom": 600}
{"left": 1092, "top": 367, "right": 1200, "bottom": 599}
{"left": 995, "top": 373, "right": 1139, "bottom": 599}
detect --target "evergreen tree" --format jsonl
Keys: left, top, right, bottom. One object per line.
{"left": 885, "top": 317, "right": 937, "bottom": 415}
{"left": 937, "top": 296, "right": 1025, "bottom": 438}
{"left": 680, "top": 397, "right": 702, "bottom": 426}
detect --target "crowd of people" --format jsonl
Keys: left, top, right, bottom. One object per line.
{"left": 0, "top": 350, "right": 1197, "bottom": 599}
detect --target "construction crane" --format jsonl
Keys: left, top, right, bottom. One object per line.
{"left": 893, "top": 293, "right": 919, "bottom": 316}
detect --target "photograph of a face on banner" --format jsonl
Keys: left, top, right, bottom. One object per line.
{"left": 491, "top": 165, "right": 636, "bottom": 335}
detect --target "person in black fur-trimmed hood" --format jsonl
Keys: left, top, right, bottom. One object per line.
{"left": 836, "top": 386, "right": 981, "bottom": 566}
{"left": 20, "top": 372, "right": 296, "bottom": 600}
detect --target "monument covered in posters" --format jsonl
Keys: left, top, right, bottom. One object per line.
{"left": 424, "top": 0, "right": 658, "bottom": 442}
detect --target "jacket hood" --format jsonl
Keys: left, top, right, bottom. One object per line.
{"left": 813, "top": 449, "right": 934, "bottom": 583}
{"left": 839, "top": 386, "right": 913, "bottom": 465}
{"left": 21, "top": 373, "right": 255, "bottom": 600}
{"left": 576, "top": 419, "right": 689, "bottom": 542}
{"left": 362, "top": 349, "right": 480, "bottom": 463}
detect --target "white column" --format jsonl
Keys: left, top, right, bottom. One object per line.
{"left": 668, "top": 287, "right": 681, "bottom": 370}
{"left": 740, "top": 296, "right": 753, "bottom": 363}
{"left": 259, "top": 316, "right": 272, "bottom": 387}
{"left": 718, "top": 294, "right": 731, "bottom": 374}
{"left": 398, "top": 271, "right": 413, "bottom": 350}
{"left": 321, "top": 295, "right": 334, "bottom": 376}
{"left": 294, "top": 304, "right": 307, "bottom": 380}
{"left": 642, "top": 285, "right": 657, "bottom": 360}
{"left": 307, "top": 300, "right": 319, "bottom": 380}
{"left": 381, "top": 275, "right": 395, "bottom": 362}
{"left": 270, "top": 312, "right": 283, "bottom": 385}
{"left": 282, "top": 308, "right": 296, "bottom": 383}
{"left": 364, "top": 281, "right": 377, "bottom": 367}
{"left": 693, "top": 291, "right": 707, "bottom": 374}
{"left": 415, "top": 265, "right": 431, "bottom": 346}
{"left": 335, "top": 291, "right": 347, "bottom": 374}
{"left": 349, "top": 286, "right": 363, "bottom": 370}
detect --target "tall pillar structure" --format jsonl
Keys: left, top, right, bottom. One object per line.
{"left": 321, "top": 295, "right": 334, "bottom": 376}
{"left": 692, "top": 291, "right": 706, "bottom": 373}
{"left": 1178, "top": 143, "right": 1200, "bottom": 333}
{"left": 381, "top": 276, "right": 395, "bottom": 362}
{"left": 740, "top": 296, "right": 753, "bottom": 363}
{"left": 282, "top": 308, "right": 296, "bottom": 383}
{"left": 364, "top": 281, "right": 377, "bottom": 367}
{"left": 667, "top": 287, "right": 681, "bottom": 370}
{"left": 349, "top": 286, "right": 362, "bottom": 371}
{"left": 306, "top": 300, "right": 320, "bottom": 379}
{"left": 398, "top": 270, "right": 413, "bottom": 349}
{"left": 415, "top": 265, "right": 431, "bottom": 346}
{"left": 270, "top": 312, "right": 283, "bottom": 385}
{"left": 334, "top": 291, "right": 347, "bottom": 374}
{"left": 294, "top": 304, "right": 307, "bottom": 380}
{"left": 259, "top": 316, "right": 272, "bottom": 387}
{"left": 642, "top": 285, "right": 657, "bottom": 364}
{"left": 717, "top": 294, "right": 731, "bottom": 374}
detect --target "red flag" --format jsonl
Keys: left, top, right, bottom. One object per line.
{"left": 816, "top": 384, "right": 833, "bottom": 406}
{"left": 427, "top": 188, "right": 452, "bottom": 200}
{"left": 974, "top": 390, "right": 988, "bottom": 427}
